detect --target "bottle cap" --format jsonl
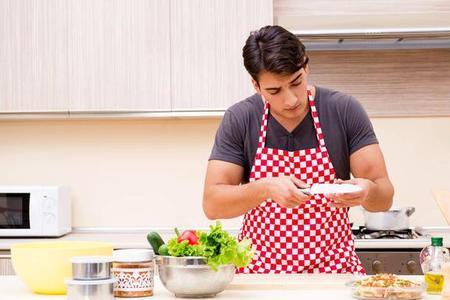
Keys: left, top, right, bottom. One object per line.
{"left": 431, "top": 237, "right": 443, "bottom": 246}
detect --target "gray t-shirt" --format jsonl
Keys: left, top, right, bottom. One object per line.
{"left": 209, "top": 86, "right": 378, "bottom": 183}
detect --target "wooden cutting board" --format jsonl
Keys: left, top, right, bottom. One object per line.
{"left": 227, "top": 274, "right": 352, "bottom": 290}
{"left": 433, "top": 190, "right": 450, "bottom": 225}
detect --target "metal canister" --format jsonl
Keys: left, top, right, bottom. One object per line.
{"left": 66, "top": 278, "right": 115, "bottom": 300}
{"left": 71, "top": 256, "right": 112, "bottom": 280}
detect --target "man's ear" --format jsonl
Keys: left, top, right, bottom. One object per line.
{"left": 304, "top": 64, "right": 310, "bottom": 75}
{"left": 251, "top": 78, "right": 261, "bottom": 94}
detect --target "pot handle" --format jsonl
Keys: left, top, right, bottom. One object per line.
{"left": 403, "top": 207, "right": 416, "bottom": 217}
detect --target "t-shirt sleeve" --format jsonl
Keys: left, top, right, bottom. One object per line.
{"left": 209, "top": 109, "right": 246, "bottom": 167}
{"left": 345, "top": 96, "right": 379, "bottom": 154}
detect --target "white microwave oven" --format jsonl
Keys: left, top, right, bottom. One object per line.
{"left": 0, "top": 186, "right": 71, "bottom": 237}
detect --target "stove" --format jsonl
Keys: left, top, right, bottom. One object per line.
{"left": 352, "top": 226, "right": 424, "bottom": 240}
{"left": 352, "top": 226, "right": 430, "bottom": 275}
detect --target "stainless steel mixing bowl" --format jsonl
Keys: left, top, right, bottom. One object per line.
{"left": 155, "top": 256, "right": 235, "bottom": 298}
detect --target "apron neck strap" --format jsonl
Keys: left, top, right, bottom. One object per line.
{"left": 257, "top": 88, "right": 325, "bottom": 149}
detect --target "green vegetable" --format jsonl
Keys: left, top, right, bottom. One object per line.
{"left": 166, "top": 221, "right": 253, "bottom": 271}
{"left": 147, "top": 231, "right": 165, "bottom": 255}
{"left": 158, "top": 244, "right": 169, "bottom": 256}
{"left": 167, "top": 238, "right": 204, "bottom": 257}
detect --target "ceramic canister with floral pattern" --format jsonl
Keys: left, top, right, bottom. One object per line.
{"left": 112, "top": 249, "right": 154, "bottom": 297}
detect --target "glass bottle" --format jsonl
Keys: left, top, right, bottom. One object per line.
{"left": 420, "top": 237, "right": 450, "bottom": 294}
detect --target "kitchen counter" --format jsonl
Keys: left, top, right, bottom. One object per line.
{"left": 2, "top": 227, "right": 450, "bottom": 250}
{"left": 0, "top": 274, "right": 442, "bottom": 299}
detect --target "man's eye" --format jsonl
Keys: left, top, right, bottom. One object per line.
{"left": 269, "top": 91, "right": 279, "bottom": 95}
{"left": 292, "top": 81, "right": 302, "bottom": 87}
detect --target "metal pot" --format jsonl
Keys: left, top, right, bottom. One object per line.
{"left": 363, "top": 206, "right": 415, "bottom": 230}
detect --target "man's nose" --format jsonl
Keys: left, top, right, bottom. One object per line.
{"left": 285, "top": 90, "right": 298, "bottom": 107}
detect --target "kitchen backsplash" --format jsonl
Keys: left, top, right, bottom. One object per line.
{"left": 0, "top": 116, "right": 449, "bottom": 228}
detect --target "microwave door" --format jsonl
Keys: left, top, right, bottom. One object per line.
{"left": 0, "top": 193, "right": 30, "bottom": 229}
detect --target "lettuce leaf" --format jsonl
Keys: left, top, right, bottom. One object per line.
{"left": 166, "top": 221, "right": 253, "bottom": 271}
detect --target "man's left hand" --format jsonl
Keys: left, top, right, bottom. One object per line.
{"left": 326, "top": 178, "right": 374, "bottom": 208}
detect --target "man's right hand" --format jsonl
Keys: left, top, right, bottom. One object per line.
{"left": 261, "top": 175, "right": 311, "bottom": 208}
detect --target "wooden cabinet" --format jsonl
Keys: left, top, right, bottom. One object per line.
{"left": 0, "top": 0, "right": 272, "bottom": 115}
{"left": 67, "top": 0, "right": 171, "bottom": 112}
{"left": 0, "top": 0, "right": 69, "bottom": 113}
{"left": 170, "top": 0, "right": 273, "bottom": 111}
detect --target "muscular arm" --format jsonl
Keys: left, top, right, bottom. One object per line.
{"left": 329, "top": 144, "right": 394, "bottom": 212}
{"left": 202, "top": 160, "right": 265, "bottom": 219}
{"left": 203, "top": 160, "right": 310, "bottom": 220}
{"left": 350, "top": 144, "right": 394, "bottom": 212}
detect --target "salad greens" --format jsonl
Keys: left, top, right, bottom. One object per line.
{"left": 166, "top": 221, "right": 253, "bottom": 271}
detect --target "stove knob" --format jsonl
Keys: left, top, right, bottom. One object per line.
{"left": 372, "top": 260, "right": 383, "bottom": 274}
{"left": 407, "top": 260, "right": 418, "bottom": 274}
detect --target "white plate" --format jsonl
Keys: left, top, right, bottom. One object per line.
{"left": 300, "top": 183, "right": 362, "bottom": 195}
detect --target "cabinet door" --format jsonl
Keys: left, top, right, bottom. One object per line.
{"left": 0, "top": 1, "right": 69, "bottom": 113}
{"left": 0, "top": 254, "right": 14, "bottom": 276}
{"left": 171, "top": 0, "right": 273, "bottom": 111}
{"left": 67, "top": 0, "right": 171, "bottom": 112}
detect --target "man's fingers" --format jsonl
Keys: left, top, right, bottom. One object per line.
{"left": 330, "top": 198, "right": 360, "bottom": 207}
{"left": 279, "top": 199, "right": 302, "bottom": 208}
{"left": 292, "top": 188, "right": 311, "bottom": 202}
{"left": 290, "top": 176, "right": 309, "bottom": 189}
{"left": 336, "top": 192, "right": 362, "bottom": 200}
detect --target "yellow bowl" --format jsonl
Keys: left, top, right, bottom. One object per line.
{"left": 11, "top": 241, "right": 113, "bottom": 295}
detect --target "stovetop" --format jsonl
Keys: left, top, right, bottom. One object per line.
{"left": 352, "top": 226, "right": 427, "bottom": 240}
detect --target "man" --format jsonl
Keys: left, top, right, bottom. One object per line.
{"left": 203, "top": 25, "right": 394, "bottom": 274}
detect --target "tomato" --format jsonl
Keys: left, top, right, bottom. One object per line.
{"left": 178, "top": 230, "right": 199, "bottom": 245}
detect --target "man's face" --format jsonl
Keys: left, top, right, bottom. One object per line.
{"left": 253, "top": 67, "right": 309, "bottom": 121}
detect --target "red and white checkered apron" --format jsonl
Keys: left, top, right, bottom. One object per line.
{"left": 237, "top": 89, "right": 365, "bottom": 274}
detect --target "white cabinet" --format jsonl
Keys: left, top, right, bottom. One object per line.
{"left": 0, "top": 253, "right": 14, "bottom": 276}
{"left": 170, "top": 0, "right": 273, "bottom": 111}
{"left": 0, "top": 0, "right": 69, "bottom": 113}
{"left": 67, "top": 0, "right": 171, "bottom": 112}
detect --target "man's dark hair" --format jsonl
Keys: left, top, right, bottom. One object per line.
{"left": 242, "top": 25, "right": 309, "bottom": 82}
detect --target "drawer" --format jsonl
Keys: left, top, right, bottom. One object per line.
{"left": 0, "top": 252, "right": 15, "bottom": 275}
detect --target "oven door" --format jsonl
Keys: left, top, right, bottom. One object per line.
{"left": 0, "top": 192, "right": 37, "bottom": 236}
{"left": 356, "top": 250, "right": 422, "bottom": 275}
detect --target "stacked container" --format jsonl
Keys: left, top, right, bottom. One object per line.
{"left": 66, "top": 256, "right": 115, "bottom": 299}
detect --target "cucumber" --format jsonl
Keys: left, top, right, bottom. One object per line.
{"left": 147, "top": 231, "right": 165, "bottom": 254}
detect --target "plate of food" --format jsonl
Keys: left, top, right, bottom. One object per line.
{"left": 346, "top": 273, "right": 425, "bottom": 300}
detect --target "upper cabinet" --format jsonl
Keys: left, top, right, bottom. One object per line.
{"left": 67, "top": 0, "right": 171, "bottom": 112}
{"left": 274, "top": 0, "right": 450, "bottom": 51}
{"left": 0, "top": 0, "right": 272, "bottom": 115}
{"left": 170, "top": 0, "right": 273, "bottom": 111}
{"left": 0, "top": 1, "right": 69, "bottom": 113}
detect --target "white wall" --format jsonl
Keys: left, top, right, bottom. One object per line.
{"left": 0, "top": 117, "right": 449, "bottom": 229}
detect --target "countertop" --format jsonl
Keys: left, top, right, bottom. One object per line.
{"left": 0, "top": 274, "right": 442, "bottom": 300}
{"left": 2, "top": 227, "right": 450, "bottom": 251}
